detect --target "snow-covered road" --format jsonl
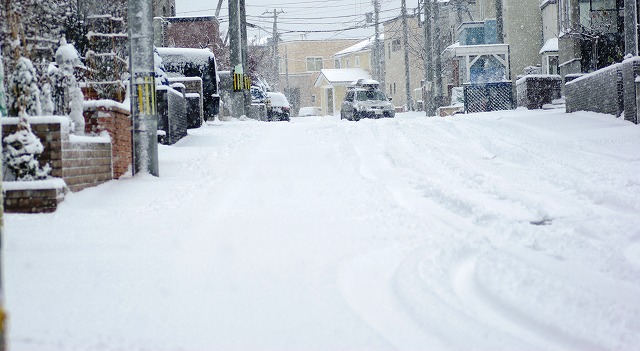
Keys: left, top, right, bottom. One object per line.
{"left": 6, "top": 110, "right": 640, "bottom": 350}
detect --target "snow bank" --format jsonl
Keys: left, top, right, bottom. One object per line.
{"left": 5, "top": 109, "right": 640, "bottom": 351}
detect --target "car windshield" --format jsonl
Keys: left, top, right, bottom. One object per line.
{"left": 355, "top": 90, "right": 387, "bottom": 101}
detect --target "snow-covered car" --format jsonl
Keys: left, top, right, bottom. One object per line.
{"left": 340, "top": 80, "right": 395, "bottom": 121}
{"left": 297, "top": 106, "right": 322, "bottom": 117}
{"left": 266, "top": 92, "right": 290, "bottom": 122}
{"left": 251, "top": 85, "right": 268, "bottom": 104}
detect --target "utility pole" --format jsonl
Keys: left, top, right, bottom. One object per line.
{"left": 372, "top": 0, "right": 382, "bottom": 86}
{"left": 0, "top": 44, "right": 6, "bottom": 351}
{"left": 423, "top": 0, "right": 434, "bottom": 116}
{"left": 401, "top": 0, "right": 412, "bottom": 111}
{"left": 495, "top": 0, "right": 504, "bottom": 43}
{"left": 229, "top": 0, "right": 246, "bottom": 117}
{"left": 433, "top": 0, "right": 443, "bottom": 109}
{"left": 129, "top": 0, "right": 159, "bottom": 176}
{"left": 265, "top": 9, "right": 284, "bottom": 91}
{"left": 285, "top": 46, "right": 290, "bottom": 95}
{"left": 624, "top": 0, "right": 638, "bottom": 56}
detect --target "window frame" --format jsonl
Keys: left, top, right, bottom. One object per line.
{"left": 306, "top": 56, "right": 324, "bottom": 72}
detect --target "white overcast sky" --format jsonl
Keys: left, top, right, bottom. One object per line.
{"left": 174, "top": 0, "right": 421, "bottom": 41}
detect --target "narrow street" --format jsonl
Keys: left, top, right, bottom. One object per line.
{"left": 5, "top": 110, "right": 640, "bottom": 350}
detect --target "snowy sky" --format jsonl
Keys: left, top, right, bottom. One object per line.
{"left": 174, "top": 0, "right": 421, "bottom": 41}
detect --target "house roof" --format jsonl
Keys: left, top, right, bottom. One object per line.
{"left": 314, "top": 68, "right": 372, "bottom": 87}
{"left": 539, "top": 38, "right": 559, "bottom": 54}
{"left": 334, "top": 35, "right": 384, "bottom": 57}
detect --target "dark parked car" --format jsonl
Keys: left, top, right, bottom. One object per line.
{"left": 266, "top": 92, "right": 290, "bottom": 122}
{"left": 340, "top": 80, "right": 395, "bottom": 121}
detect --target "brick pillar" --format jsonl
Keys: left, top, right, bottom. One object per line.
{"left": 84, "top": 105, "right": 133, "bottom": 178}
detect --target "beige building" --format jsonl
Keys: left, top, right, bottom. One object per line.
{"left": 540, "top": 0, "right": 559, "bottom": 75}
{"left": 277, "top": 39, "right": 359, "bottom": 114}
{"left": 334, "top": 36, "right": 375, "bottom": 71}
{"left": 383, "top": 15, "right": 425, "bottom": 110}
{"left": 474, "top": 0, "right": 543, "bottom": 79}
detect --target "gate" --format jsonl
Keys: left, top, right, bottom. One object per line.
{"left": 464, "top": 82, "right": 514, "bottom": 113}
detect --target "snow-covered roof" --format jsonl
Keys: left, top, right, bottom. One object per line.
{"left": 314, "top": 68, "right": 372, "bottom": 87}
{"left": 335, "top": 35, "right": 383, "bottom": 57}
{"left": 156, "top": 47, "right": 216, "bottom": 67}
{"left": 539, "top": 38, "right": 559, "bottom": 54}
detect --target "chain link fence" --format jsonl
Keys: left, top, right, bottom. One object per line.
{"left": 464, "top": 82, "right": 514, "bottom": 113}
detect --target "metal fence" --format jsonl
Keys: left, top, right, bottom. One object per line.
{"left": 464, "top": 82, "right": 514, "bottom": 113}
{"left": 157, "top": 86, "right": 188, "bottom": 145}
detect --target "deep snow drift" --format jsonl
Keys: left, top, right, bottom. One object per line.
{"left": 5, "top": 109, "right": 640, "bottom": 351}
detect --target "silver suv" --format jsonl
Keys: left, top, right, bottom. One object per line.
{"left": 340, "top": 80, "right": 395, "bottom": 121}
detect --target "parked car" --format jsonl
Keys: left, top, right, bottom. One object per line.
{"left": 340, "top": 79, "right": 395, "bottom": 121}
{"left": 266, "top": 92, "right": 290, "bottom": 121}
{"left": 297, "top": 106, "right": 322, "bottom": 117}
{"left": 251, "top": 85, "right": 268, "bottom": 104}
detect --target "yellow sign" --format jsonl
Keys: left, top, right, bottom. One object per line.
{"left": 233, "top": 73, "right": 243, "bottom": 91}
{"left": 135, "top": 74, "right": 156, "bottom": 115}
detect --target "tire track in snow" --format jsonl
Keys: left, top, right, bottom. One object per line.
{"left": 451, "top": 253, "right": 602, "bottom": 351}
{"left": 332, "top": 115, "right": 639, "bottom": 350}
{"left": 338, "top": 243, "right": 449, "bottom": 350}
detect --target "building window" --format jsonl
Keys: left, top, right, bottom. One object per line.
{"left": 279, "top": 58, "right": 286, "bottom": 74}
{"left": 335, "top": 59, "right": 341, "bottom": 68}
{"left": 388, "top": 43, "right": 391, "bottom": 59}
{"left": 311, "top": 95, "right": 316, "bottom": 104}
{"left": 392, "top": 38, "right": 401, "bottom": 52}
{"left": 346, "top": 59, "right": 350, "bottom": 68}
{"left": 306, "top": 56, "right": 324, "bottom": 72}
{"left": 393, "top": 82, "right": 396, "bottom": 94}
{"left": 355, "top": 55, "right": 360, "bottom": 67}
{"left": 548, "top": 55, "right": 559, "bottom": 75}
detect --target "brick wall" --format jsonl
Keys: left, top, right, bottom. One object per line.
{"left": 2, "top": 117, "right": 115, "bottom": 193}
{"left": 565, "top": 57, "right": 640, "bottom": 123}
{"left": 84, "top": 104, "right": 133, "bottom": 178}
{"left": 4, "top": 180, "right": 67, "bottom": 213}
{"left": 62, "top": 140, "right": 112, "bottom": 192}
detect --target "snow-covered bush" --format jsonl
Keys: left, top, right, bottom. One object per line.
{"left": 0, "top": 48, "right": 6, "bottom": 117}
{"left": 0, "top": 45, "right": 7, "bottom": 117}
{"left": 41, "top": 82, "right": 54, "bottom": 115}
{"left": 50, "top": 38, "right": 85, "bottom": 133}
{"left": 154, "top": 47, "right": 170, "bottom": 86}
{"left": 8, "top": 56, "right": 42, "bottom": 117}
{"left": 3, "top": 110, "right": 51, "bottom": 181}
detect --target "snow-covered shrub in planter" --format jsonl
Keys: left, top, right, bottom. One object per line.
{"left": 8, "top": 57, "right": 42, "bottom": 117}
{"left": 3, "top": 111, "right": 51, "bottom": 181}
